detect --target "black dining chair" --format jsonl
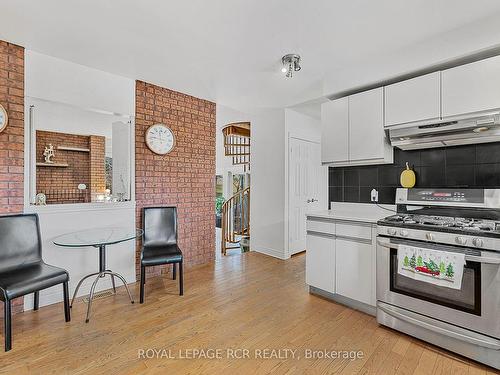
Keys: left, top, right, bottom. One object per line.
{"left": 0, "top": 213, "right": 70, "bottom": 351}
{"left": 140, "top": 207, "right": 183, "bottom": 303}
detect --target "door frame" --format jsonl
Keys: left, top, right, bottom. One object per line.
{"left": 285, "top": 134, "right": 327, "bottom": 259}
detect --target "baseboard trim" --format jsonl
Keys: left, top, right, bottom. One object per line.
{"left": 309, "top": 286, "right": 376, "bottom": 316}
{"left": 252, "top": 244, "right": 287, "bottom": 260}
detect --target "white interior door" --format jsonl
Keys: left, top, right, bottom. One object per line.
{"left": 289, "top": 137, "right": 326, "bottom": 255}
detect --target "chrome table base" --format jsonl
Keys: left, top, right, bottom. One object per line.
{"left": 70, "top": 245, "right": 134, "bottom": 323}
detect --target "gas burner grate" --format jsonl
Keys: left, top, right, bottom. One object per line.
{"left": 384, "top": 214, "right": 499, "bottom": 233}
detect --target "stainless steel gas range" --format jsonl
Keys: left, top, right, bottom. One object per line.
{"left": 376, "top": 188, "right": 500, "bottom": 369}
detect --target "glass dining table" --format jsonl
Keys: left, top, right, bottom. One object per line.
{"left": 53, "top": 227, "right": 143, "bottom": 323}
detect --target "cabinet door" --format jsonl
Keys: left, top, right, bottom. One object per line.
{"left": 306, "top": 233, "right": 335, "bottom": 293}
{"left": 442, "top": 55, "right": 500, "bottom": 117}
{"left": 348, "top": 88, "right": 385, "bottom": 162}
{"left": 336, "top": 238, "right": 373, "bottom": 306}
{"left": 321, "top": 98, "right": 348, "bottom": 164}
{"left": 385, "top": 72, "right": 441, "bottom": 126}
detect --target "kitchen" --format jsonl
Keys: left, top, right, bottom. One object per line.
{"left": 2, "top": 2, "right": 500, "bottom": 373}
{"left": 306, "top": 52, "right": 500, "bottom": 370}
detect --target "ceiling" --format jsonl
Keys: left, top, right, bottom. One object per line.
{"left": 2, "top": 0, "right": 500, "bottom": 112}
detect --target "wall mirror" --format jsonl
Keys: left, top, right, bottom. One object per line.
{"left": 27, "top": 98, "right": 133, "bottom": 205}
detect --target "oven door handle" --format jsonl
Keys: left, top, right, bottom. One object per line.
{"left": 378, "top": 303, "right": 500, "bottom": 350}
{"left": 377, "top": 238, "right": 500, "bottom": 265}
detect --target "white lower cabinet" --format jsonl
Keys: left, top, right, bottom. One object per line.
{"left": 335, "top": 238, "right": 374, "bottom": 306}
{"left": 306, "top": 217, "right": 377, "bottom": 310}
{"left": 306, "top": 232, "right": 335, "bottom": 293}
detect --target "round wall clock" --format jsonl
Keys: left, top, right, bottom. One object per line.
{"left": 0, "top": 104, "right": 8, "bottom": 133}
{"left": 145, "top": 123, "right": 175, "bottom": 155}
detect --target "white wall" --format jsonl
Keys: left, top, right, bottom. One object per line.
{"left": 323, "top": 13, "right": 500, "bottom": 97}
{"left": 285, "top": 108, "right": 322, "bottom": 143}
{"left": 23, "top": 50, "right": 137, "bottom": 309}
{"left": 250, "top": 109, "right": 287, "bottom": 259}
{"left": 25, "top": 50, "right": 135, "bottom": 115}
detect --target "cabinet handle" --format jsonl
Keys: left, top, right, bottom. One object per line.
{"left": 307, "top": 231, "right": 335, "bottom": 239}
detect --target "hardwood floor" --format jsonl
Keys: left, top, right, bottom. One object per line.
{"left": 0, "top": 252, "right": 497, "bottom": 374}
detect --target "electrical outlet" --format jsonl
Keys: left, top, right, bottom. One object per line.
{"left": 371, "top": 188, "right": 379, "bottom": 202}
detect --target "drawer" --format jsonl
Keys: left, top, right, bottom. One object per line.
{"left": 336, "top": 221, "right": 372, "bottom": 241}
{"left": 306, "top": 218, "right": 335, "bottom": 235}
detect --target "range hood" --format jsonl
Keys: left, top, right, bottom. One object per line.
{"left": 387, "top": 112, "right": 500, "bottom": 150}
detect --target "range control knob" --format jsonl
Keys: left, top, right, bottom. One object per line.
{"left": 456, "top": 236, "right": 467, "bottom": 245}
{"left": 426, "top": 233, "right": 434, "bottom": 241}
{"left": 387, "top": 228, "right": 397, "bottom": 235}
{"left": 472, "top": 238, "right": 484, "bottom": 248}
{"left": 400, "top": 230, "right": 409, "bottom": 237}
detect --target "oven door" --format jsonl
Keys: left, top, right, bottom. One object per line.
{"left": 377, "top": 236, "right": 500, "bottom": 340}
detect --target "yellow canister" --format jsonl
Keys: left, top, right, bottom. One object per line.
{"left": 400, "top": 162, "right": 416, "bottom": 188}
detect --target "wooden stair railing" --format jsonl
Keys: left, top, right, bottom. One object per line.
{"left": 222, "top": 122, "right": 250, "bottom": 171}
{"left": 221, "top": 187, "right": 250, "bottom": 255}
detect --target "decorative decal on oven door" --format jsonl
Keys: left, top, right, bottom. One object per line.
{"left": 398, "top": 245, "right": 466, "bottom": 290}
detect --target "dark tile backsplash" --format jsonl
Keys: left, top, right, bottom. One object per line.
{"left": 328, "top": 142, "right": 500, "bottom": 206}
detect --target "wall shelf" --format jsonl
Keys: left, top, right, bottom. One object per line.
{"left": 57, "top": 146, "right": 90, "bottom": 152}
{"left": 36, "top": 162, "right": 69, "bottom": 167}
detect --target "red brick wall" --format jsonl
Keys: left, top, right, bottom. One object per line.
{"left": 0, "top": 41, "right": 24, "bottom": 313}
{"left": 36, "top": 130, "right": 91, "bottom": 204}
{"left": 135, "top": 81, "right": 216, "bottom": 278}
{"left": 89, "top": 135, "right": 106, "bottom": 198}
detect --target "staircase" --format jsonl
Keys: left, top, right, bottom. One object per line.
{"left": 222, "top": 122, "right": 250, "bottom": 171}
{"left": 220, "top": 121, "right": 251, "bottom": 255}
{"left": 221, "top": 187, "right": 250, "bottom": 255}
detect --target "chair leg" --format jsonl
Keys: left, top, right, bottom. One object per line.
{"left": 179, "top": 261, "right": 183, "bottom": 296}
{"left": 33, "top": 291, "right": 39, "bottom": 311}
{"left": 63, "top": 282, "right": 71, "bottom": 322}
{"left": 172, "top": 263, "right": 176, "bottom": 280}
{"left": 140, "top": 265, "right": 145, "bottom": 304}
{"left": 4, "top": 300, "right": 11, "bottom": 352}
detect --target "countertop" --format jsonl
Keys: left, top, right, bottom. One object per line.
{"left": 307, "top": 202, "right": 396, "bottom": 224}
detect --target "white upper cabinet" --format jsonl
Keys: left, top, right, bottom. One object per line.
{"left": 384, "top": 72, "right": 441, "bottom": 126}
{"left": 442, "top": 55, "right": 500, "bottom": 118}
{"left": 349, "top": 88, "right": 392, "bottom": 163}
{"left": 321, "top": 97, "right": 349, "bottom": 164}
{"left": 321, "top": 89, "right": 393, "bottom": 166}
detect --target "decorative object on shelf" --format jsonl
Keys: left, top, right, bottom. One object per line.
{"left": 78, "top": 183, "right": 87, "bottom": 190}
{"left": 400, "top": 162, "right": 416, "bottom": 188}
{"left": 34, "top": 193, "right": 47, "bottom": 206}
{"left": 0, "top": 103, "right": 8, "bottom": 133}
{"left": 281, "top": 54, "right": 301, "bottom": 78}
{"left": 43, "top": 144, "right": 55, "bottom": 163}
{"left": 145, "top": 123, "right": 175, "bottom": 155}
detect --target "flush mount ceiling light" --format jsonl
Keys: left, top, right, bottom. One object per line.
{"left": 281, "top": 54, "right": 301, "bottom": 78}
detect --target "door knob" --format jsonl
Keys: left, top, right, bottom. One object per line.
{"left": 307, "top": 198, "right": 318, "bottom": 203}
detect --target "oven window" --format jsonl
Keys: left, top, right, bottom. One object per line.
{"left": 389, "top": 249, "right": 481, "bottom": 315}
